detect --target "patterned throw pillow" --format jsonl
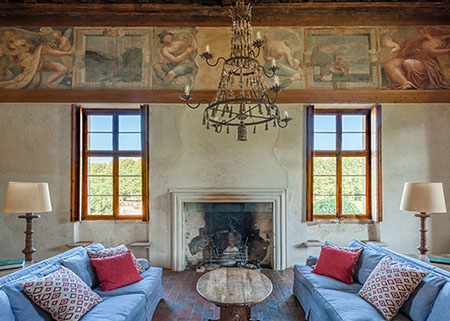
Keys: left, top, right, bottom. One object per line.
{"left": 87, "top": 244, "right": 145, "bottom": 273}
{"left": 358, "top": 256, "right": 429, "bottom": 321}
{"left": 324, "top": 241, "right": 363, "bottom": 282}
{"left": 20, "top": 266, "right": 102, "bottom": 321}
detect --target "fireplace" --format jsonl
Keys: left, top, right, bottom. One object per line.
{"left": 185, "top": 202, "right": 273, "bottom": 269}
{"left": 170, "top": 189, "right": 287, "bottom": 271}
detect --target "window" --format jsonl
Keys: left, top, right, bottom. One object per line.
{"left": 71, "top": 105, "right": 149, "bottom": 221}
{"left": 306, "top": 106, "right": 382, "bottom": 221}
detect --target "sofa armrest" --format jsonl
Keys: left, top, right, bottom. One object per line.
{"left": 137, "top": 258, "right": 150, "bottom": 270}
{"left": 306, "top": 256, "right": 318, "bottom": 267}
{"left": 0, "top": 291, "right": 15, "bottom": 321}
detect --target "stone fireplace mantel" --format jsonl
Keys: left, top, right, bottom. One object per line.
{"left": 169, "top": 188, "right": 287, "bottom": 271}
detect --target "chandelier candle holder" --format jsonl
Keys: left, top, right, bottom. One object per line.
{"left": 180, "top": 0, "right": 292, "bottom": 141}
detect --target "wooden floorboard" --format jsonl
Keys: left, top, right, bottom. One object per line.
{"left": 152, "top": 268, "right": 306, "bottom": 321}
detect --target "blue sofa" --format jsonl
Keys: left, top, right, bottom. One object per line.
{"left": 293, "top": 240, "right": 450, "bottom": 321}
{"left": 0, "top": 243, "right": 163, "bottom": 321}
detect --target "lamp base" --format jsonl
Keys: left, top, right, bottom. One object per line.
{"left": 18, "top": 213, "right": 40, "bottom": 265}
{"left": 415, "top": 212, "right": 431, "bottom": 256}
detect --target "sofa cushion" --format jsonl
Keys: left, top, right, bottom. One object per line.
{"left": 81, "top": 293, "right": 146, "bottom": 321}
{"left": 400, "top": 272, "right": 446, "bottom": 321}
{"left": 2, "top": 274, "right": 53, "bottom": 321}
{"left": 88, "top": 244, "right": 144, "bottom": 273}
{"left": 426, "top": 282, "right": 450, "bottom": 321}
{"left": 324, "top": 241, "right": 364, "bottom": 283}
{"left": 21, "top": 266, "right": 102, "bottom": 321}
{"left": 294, "top": 264, "right": 362, "bottom": 293}
{"left": 312, "top": 246, "right": 361, "bottom": 284}
{"left": 353, "top": 246, "right": 386, "bottom": 284}
{"left": 0, "top": 290, "right": 16, "bottom": 321}
{"left": 60, "top": 249, "right": 99, "bottom": 288}
{"left": 94, "top": 267, "right": 162, "bottom": 301}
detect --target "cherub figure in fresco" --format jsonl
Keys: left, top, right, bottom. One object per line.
{"left": 0, "top": 27, "right": 73, "bottom": 89}
{"left": 262, "top": 34, "right": 302, "bottom": 87}
{"left": 153, "top": 31, "right": 198, "bottom": 87}
{"left": 383, "top": 27, "right": 450, "bottom": 89}
{"left": 321, "top": 55, "right": 349, "bottom": 81}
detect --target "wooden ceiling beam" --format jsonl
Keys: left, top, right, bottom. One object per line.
{"left": 0, "top": 89, "right": 448, "bottom": 104}
{"left": 0, "top": 3, "right": 448, "bottom": 26}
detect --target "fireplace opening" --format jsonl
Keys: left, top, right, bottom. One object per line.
{"left": 184, "top": 202, "right": 273, "bottom": 270}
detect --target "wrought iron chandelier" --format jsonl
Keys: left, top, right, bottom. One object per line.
{"left": 180, "top": 0, "right": 292, "bottom": 141}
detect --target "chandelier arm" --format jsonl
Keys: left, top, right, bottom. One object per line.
{"left": 258, "top": 64, "right": 278, "bottom": 79}
{"left": 250, "top": 46, "right": 261, "bottom": 59}
{"left": 184, "top": 99, "right": 210, "bottom": 110}
{"left": 262, "top": 90, "right": 279, "bottom": 106}
{"left": 277, "top": 118, "right": 290, "bottom": 128}
{"left": 204, "top": 56, "right": 227, "bottom": 68}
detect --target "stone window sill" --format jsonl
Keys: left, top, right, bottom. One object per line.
{"left": 307, "top": 218, "right": 374, "bottom": 226}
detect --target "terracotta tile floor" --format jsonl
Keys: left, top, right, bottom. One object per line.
{"left": 152, "top": 268, "right": 306, "bottom": 321}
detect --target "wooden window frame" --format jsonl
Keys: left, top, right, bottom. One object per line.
{"left": 307, "top": 107, "right": 378, "bottom": 221}
{"left": 71, "top": 105, "right": 149, "bottom": 222}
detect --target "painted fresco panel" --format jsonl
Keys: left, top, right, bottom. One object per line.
{"left": 380, "top": 27, "right": 450, "bottom": 89}
{"left": 0, "top": 27, "right": 73, "bottom": 89}
{"left": 73, "top": 27, "right": 151, "bottom": 89}
{"left": 304, "top": 28, "right": 379, "bottom": 89}
{"left": 152, "top": 27, "right": 198, "bottom": 90}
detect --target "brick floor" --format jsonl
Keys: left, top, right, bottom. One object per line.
{"left": 152, "top": 268, "right": 306, "bottom": 321}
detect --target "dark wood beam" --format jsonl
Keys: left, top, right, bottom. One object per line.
{"left": 0, "top": 3, "right": 448, "bottom": 26}
{"left": 0, "top": 89, "right": 449, "bottom": 104}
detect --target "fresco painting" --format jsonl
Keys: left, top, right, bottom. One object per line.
{"left": 256, "top": 27, "right": 304, "bottom": 90}
{"left": 380, "top": 27, "right": 450, "bottom": 89}
{"left": 152, "top": 27, "right": 198, "bottom": 90}
{"left": 304, "top": 28, "right": 379, "bottom": 89}
{"left": 0, "top": 27, "right": 73, "bottom": 89}
{"left": 73, "top": 28, "right": 151, "bottom": 89}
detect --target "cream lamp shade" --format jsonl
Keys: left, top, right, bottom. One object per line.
{"left": 2, "top": 182, "right": 52, "bottom": 213}
{"left": 400, "top": 182, "right": 447, "bottom": 213}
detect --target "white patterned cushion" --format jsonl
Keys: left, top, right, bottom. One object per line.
{"left": 21, "top": 266, "right": 102, "bottom": 321}
{"left": 358, "top": 256, "right": 428, "bottom": 321}
{"left": 87, "top": 244, "right": 145, "bottom": 273}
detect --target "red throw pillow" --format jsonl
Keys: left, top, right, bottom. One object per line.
{"left": 90, "top": 251, "right": 143, "bottom": 291}
{"left": 312, "top": 245, "right": 360, "bottom": 284}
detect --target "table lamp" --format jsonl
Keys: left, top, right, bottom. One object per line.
{"left": 400, "top": 182, "right": 447, "bottom": 261}
{"left": 2, "top": 182, "right": 52, "bottom": 267}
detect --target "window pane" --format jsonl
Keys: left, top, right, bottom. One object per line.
{"left": 342, "top": 196, "right": 366, "bottom": 215}
{"left": 88, "top": 177, "right": 113, "bottom": 195}
{"left": 88, "top": 196, "right": 113, "bottom": 215}
{"left": 342, "top": 157, "right": 366, "bottom": 175}
{"left": 119, "top": 115, "right": 141, "bottom": 132}
{"left": 342, "top": 115, "right": 365, "bottom": 132}
{"left": 119, "top": 133, "right": 141, "bottom": 151}
{"left": 342, "top": 177, "right": 366, "bottom": 195}
{"left": 313, "top": 177, "right": 336, "bottom": 195}
{"left": 88, "top": 133, "right": 113, "bottom": 150}
{"left": 314, "top": 133, "right": 336, "bottom": 150}
{"left": 119, "top": 176, "right": 142, "bottom": 195}
{"left": 119, "top": 157, "right": 141, "bottom": 176}
{"left": 342, "top": 133, "right": 365, "bottom": 150}
{"left": 313, "top": 196, "right": 336, "bottom": 215}
{"left": 314, "top": 115, "right": 336, "bottom": 132}
{"left": 88, "top": 157, "right": 113, "bottom": 175}
{"left": 314, "top": 157, "right": 336, "bottom": 175}
{"left": 88, "top": 115, "right": 112, "bottom": 132}
{"left": 119, "top": 196, "right": 142, "bottom": 216}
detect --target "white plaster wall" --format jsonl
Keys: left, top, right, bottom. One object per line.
{"left": 0, "top": 103, "right": 449, "bottom": 267}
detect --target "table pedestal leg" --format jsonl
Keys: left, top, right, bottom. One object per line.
{"left": 209, "top": 305, "right": 259, "bottom": 321}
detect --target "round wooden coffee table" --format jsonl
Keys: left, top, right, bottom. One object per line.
{"left": 196, "top": 267, "right": 273, "bottom": 321}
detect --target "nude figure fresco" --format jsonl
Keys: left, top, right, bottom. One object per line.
{"left": 152, "top": 28, "right": 198, "bottom": 90}
{"left": 0, "top": 27, "right": 73, "bottom": 89}
{"left": 257, "top": 28, "right": 304, "bottom": 89}
{"left": 73, "top": 28, "right": 151, "bottom": 89}
{"left": 381, "top": 27, "right": 450, "bottom": 89}
{"left": 304, "top": 28, "right": 379, "bottom": 89}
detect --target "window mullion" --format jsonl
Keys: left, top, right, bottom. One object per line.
{"left": 113, "top": 115, "right": 119, "bottom": 219}
{"left": 336, "top": 114, "right": 342, "bottom": 218}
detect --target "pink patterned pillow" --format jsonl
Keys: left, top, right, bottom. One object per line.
{"left": 87, "top": 244, "right": 145, "bottom": 273}
{"left": 358, "top": 256, "right": 428, "bottom": 321}
{"left": 20, "top": 266, "right": 102, "bottom": 321}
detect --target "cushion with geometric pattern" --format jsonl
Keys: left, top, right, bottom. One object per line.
{"left": 358, "top": 256, "right": 429, "bottom": 321}
{"left": 20, "top": 266, "right": 102, "bottom": 321}
{"left": 87, "top": 244, "right": 145, "bottom": 274}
